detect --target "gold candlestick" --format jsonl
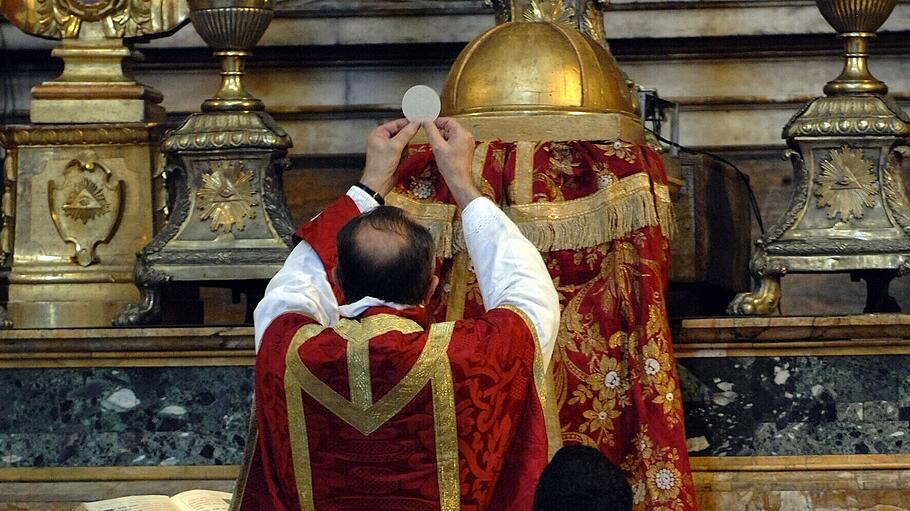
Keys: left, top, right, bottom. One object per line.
{"left": 115, "top": 0, "right": 295, "bottom": 325}
{"left": 817, "top": 0, "right": 896, "bottom": 96}
{"left": 729, "top": 0, "right": 910, "bottom": 315}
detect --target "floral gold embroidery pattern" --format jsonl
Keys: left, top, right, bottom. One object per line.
{"left": 599, "top": 139, "right": 638, "bottom": 164}
{"left": 551, "top": 240, "right": 693, "bottom": 511}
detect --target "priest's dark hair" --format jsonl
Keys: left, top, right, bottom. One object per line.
{"left": 336, "top": 205, "right": 435, "bottom": 306}
{"left": 533, "top": 445, "right": 633, "bottom": 511}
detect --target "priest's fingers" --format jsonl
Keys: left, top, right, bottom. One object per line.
{"left": 433, "top": 117, "right": 458, "bottom": 140}
{"left": 423, "top": 120, "right": 447, "bottom": 148}
{"left": 391, "top": 121, "right": 420, "bottom": 145}
{"left": 376, "top": 118, "right": 411, "bottom": 139}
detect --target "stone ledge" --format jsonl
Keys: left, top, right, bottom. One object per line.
{"left": 4, "top": 457, "right": 910, "bottom": 510}
{"left": 678, "top": 314, "right": 910, "bottom": 342}
{"left": 0, "top": 327, "right": 254, "bottom": 367}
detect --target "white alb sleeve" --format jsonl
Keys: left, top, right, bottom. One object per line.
{"left": 461, "top": 197, "right": 560, "bottom": 365}
{"left": 252, "top": 186, "right": 379, "bottom": 351}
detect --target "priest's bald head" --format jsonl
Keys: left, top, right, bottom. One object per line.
{"left": 335, "top": 205, "right": 439, "bottom": 306}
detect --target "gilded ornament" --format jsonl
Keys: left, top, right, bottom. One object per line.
{"left": 784, "top": 95, "right": 910, "bottom": 139}
{"left": 523, "top": 0, "right": 574, "bottom": 24}
{"left": 442, "top": 0, "right": 635, "bottom": 118}
{"left": 729, "top": 0, "right": 910, "bottom": 315}
{"left": 0, "top": 126, "right": 153, "bottom": 147}
{"left": 0, "top": 0, "right": 188, "bottom": 39}
{"left": 62, "top": 178, "right": 112, "bottom": 224}
{"left": 188, "top": 0, "right": 273, "bottom": 113}
{"left": 0, "top": 151, "right": 18, "bottom": 268}
{"left": 47, "top": 159, "right": 124, "bottom": 267}
{"left": 816, "top": 0, "right": 897, "bottom": 96}
{"left": 2, "top": 0, "right": 188, "bottom": 123}
{"left": 161, "top": 112, "right": 291, "bottom": 152}
{"left": 815, "top": 145, "right": 877, "bottom": 222}
{"left": 196, "top": 161, "right": 258, "bottom": 233}
{"left": 882, "top": 146, "right": 910, "bottom": 235}
{"left": 581, "top": 1, "right": 605, "bottom": 44}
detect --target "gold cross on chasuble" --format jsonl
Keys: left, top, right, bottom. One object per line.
{"left": 283, "top": 314, "right": 461, "bottom": 511}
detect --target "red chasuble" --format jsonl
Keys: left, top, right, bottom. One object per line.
{"left": 237, "top": 195, "right": 561, "bottom": 511}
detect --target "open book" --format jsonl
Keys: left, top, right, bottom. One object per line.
{"left": 75, "top": 490, "right": 231, "bottom": 511}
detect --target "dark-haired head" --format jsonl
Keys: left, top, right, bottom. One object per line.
{"left": 335, "top": 206, "right": 436, "bottom": 306}
{"left": 533, "top": 445, "right": 633, "bottom": 511}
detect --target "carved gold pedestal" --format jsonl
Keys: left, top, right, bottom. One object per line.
{"left": 113, "top": 112, "right": 294, "bottom": 325}
{"left": 113, "top": 0, "right": 294, "bottom": 326}
{"left": 728, "top": 0, "right": 910, "bottom": 315}
{"left": 0, "top": 0, "right": 188, "bottom": 327}
{"left": 0, "top": 125, "right": 161, "bottom": 328}
{"left": 728, "top": 95, "right": 910, "bottom": 315}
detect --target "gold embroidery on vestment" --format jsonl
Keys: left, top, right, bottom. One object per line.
{"left": 394, "top": 171, "right": 666, "bottom": 256}
{"left": 445, "top": 252, "right": 470, "bottom": 322}
{"left": 497, "top": 305, "right": 564, "bottom": 460}
{"left": 652, "top": 183, "right": 676, "bottom": 240}
{"left": 511, "top": 141, "right": 535, "bottom": 205}
{"left": 284, "top": 316, "right": 461, "bottom": 510}
{"left": 427, "top": 322, "right": 461, "bottom": 511}
{"left": 334, "top": 315, "right": 424, "bottom": 407}
{"left": 285, "top": 323, "right": 325, "bottom": 511}
{"left": 387, "top": 191, "right": 458, "bottom": 258}
{"left": 472, "top": 142, "right": 496, "bottom": 202}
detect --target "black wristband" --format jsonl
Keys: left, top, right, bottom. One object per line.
{"left": 354, "top": 182, "right": 385, "bottom": 205}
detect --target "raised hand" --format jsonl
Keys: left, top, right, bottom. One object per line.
{"left": 423, "top": 117, "right": 481, "bottom": 209}
{"left": 361, "top": 118, "right": 420, "bottom": 197}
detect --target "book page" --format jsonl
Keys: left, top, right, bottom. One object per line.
{"left": 77, "top": 495, "right": 177, "bottom": 511}
{"left": 169, "top": 490, "right": 232, "bottom": 511}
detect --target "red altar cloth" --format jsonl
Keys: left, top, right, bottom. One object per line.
{"left": 236, "top": 195, "right": 561, "bottom": 511}
{"left": 389, "top": 139, "right": 697, "bottom": 511}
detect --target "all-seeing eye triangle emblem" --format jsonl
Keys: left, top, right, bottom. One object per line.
{"left": 48, "top": 159, "right": 125, "bottom": 266}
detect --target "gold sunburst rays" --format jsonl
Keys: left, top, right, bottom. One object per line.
{"left": 816, "top": 145, "right": 878, "bottom": 222}
{"left": 523, "top": 0, "right": 575, "bottom": 24}
{"left": 62, "top": 177, "right": 111, "bottom": 224}
{"left": 196, "top": 161, "right": 258, "bottom": 233}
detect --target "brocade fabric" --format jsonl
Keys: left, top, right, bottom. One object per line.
{"left": 392, "top": 140, "right": 697, "bottom": 511}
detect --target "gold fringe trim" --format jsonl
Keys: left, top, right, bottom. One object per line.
{"left": 386, "top": 191, "right": 457, "bottom": 258}
{"left": 506, "top": 173, "right": 660, "bottom": 252}
{"left": 653, "top": 183, "right": 677, "bottom": 240}
{"left": 389, "top": 174, "right": 671, "bottom": 256}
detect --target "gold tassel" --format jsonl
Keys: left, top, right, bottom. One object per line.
{"left": 653, "top": 183, "right": 677, "bottom": 240}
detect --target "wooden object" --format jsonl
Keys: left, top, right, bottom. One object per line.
{"left": 668, "top": 153, "right": 752, "bottom": 316}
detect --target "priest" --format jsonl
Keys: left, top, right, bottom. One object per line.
{"left": 236, "top": 117, "right": 563, "bottom": 510}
